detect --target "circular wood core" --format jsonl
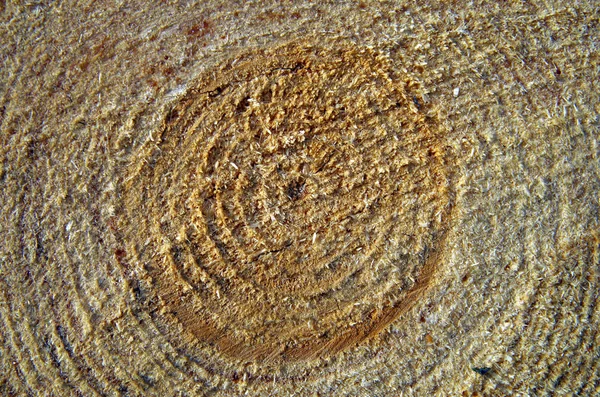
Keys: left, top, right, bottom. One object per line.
{"left": 118, "top": 41, "right": 452, "bottom": 363}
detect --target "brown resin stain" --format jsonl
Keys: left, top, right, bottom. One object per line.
{"left": 119, "top": 39, "right": 455, "bottom": 364}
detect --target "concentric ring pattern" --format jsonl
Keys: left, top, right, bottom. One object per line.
{"left": 117, "top": 42, "right": 453, "bottom": 363}
{"left": 2, "top": 2, "right": 599, "bottom": 395}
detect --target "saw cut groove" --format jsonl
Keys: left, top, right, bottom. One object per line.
{"left": 119, "top": 40, "right": 453, "bottom": 363}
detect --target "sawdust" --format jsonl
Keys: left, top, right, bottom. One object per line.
{"left": 0, "top": 1, "right": 599, "bottom": 396}
{"left": 118, "top": 40, "right": 454, "bottom": 364}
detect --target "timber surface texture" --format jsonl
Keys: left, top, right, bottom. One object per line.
{"left": 0, "top": 1, "right": 599, "bottom": 396}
